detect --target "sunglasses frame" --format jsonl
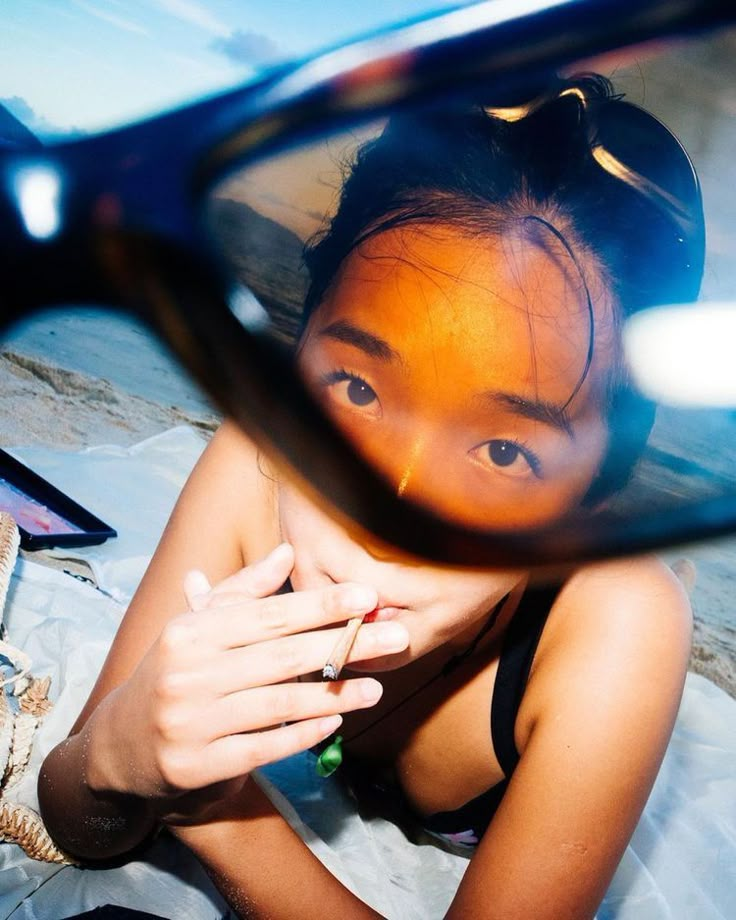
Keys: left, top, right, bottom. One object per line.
{"left": 1, "top": 0, "right": 734, "bottom": 568}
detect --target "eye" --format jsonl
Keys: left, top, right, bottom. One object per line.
{"left": 471, "top": 439, "right": 542, "bottom": 479}
{"left": 489, "top": 440, "right": 521, "bottom": 467}
{"left": 345, "top": 377, "right": 376, "bottom": 406}
{"left": 321, "top": 369, "right": 382, "bottom": 418}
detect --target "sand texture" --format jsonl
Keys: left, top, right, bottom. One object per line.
{"left": 0, "top": 350, "right": 219, "bottom": 448}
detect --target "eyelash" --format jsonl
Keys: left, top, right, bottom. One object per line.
{"left": 320, "top": 367, "right": 365, "bottom": 387}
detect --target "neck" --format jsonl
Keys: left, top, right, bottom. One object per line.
{"left": 443, "top": 575, "right": 527, "bottom": 657}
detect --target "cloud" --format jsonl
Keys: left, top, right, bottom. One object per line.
{"left": 151, "top": 2, "right": 282, "bottom": 68}
{"left": 0, "top": 96, "right": 84, "bottom": 140}
{"left": 210, "top": 29, "right": 282, "bottom": 68}
{"left": 72, "top": 0, "right": 150, "bottom": 36}
{"left": 153, "top": 0, "right": 229, "bottom": 37}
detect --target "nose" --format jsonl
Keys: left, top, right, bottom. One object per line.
{"left": 334, "top": 420, "right": 473, "bottom": 547}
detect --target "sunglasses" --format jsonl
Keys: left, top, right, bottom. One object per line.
{"left": 0, "top": 0, "right": 734, "bottom": 568}
{"left": 485, "top": 84, "right": 704, "bottom": 292}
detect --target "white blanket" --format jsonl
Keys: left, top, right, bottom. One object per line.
{"left": 0, "top": 427, "right": 733, "bottom": 919}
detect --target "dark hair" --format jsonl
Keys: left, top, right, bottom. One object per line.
{"left": 302, "top": 75, "right": 705, "bottom": 503}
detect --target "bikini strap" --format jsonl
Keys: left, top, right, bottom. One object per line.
{"left": 490, "top": 585, "right": 559, "bottom": 778}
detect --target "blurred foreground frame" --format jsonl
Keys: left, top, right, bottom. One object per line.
{"left": 1, "top": 0, "right": 736, "bottom": 568}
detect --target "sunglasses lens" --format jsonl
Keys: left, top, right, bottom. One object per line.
{"left": 200, "top": 25, "right": 736, "bottom": 563}
{"left": 205, "top": 112, "right": 620, "bottom": 534}
{"left": 598, "top": 102, "right": 699, "bottom": 205}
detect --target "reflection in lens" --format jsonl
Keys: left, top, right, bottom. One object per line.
{"left": 12, "top": 163, "right": 63, "bottom": 241}
{"left": 227, "top": 285, "right": 271, "bottom": 333}
{"left": 625, "top": 303, "right": 736, "bottom": 407}
{"left": 297, "top": 224, "right": 612, "bottom": 530}
{"left": 208, "top": 71, "right": 715, "bottom": 534}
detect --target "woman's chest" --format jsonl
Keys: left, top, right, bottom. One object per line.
{"left": 340, "top": 652, "right": 508, "bottom": 817}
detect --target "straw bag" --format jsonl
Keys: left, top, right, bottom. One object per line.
{"left": 0, "top": 511, "right": 74, "bottom": 863}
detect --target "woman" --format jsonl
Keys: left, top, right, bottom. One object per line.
{"left": 38, "top": 76, "right": 703, "bottom": 918}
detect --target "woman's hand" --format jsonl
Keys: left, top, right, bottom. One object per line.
{"left": 83, "top": 543, "right": 409, "bottom": 823}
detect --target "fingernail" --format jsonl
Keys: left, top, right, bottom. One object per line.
{"left": 319, "top": 714, "right": 342, "bottom": 736}
{"left": 183, "top": 570, "right": 211, "bottom": 608}
{"left": 376, "top": 623, "right": 409, "bottom": 652}
{"left": 267, "top": 543, "right": 292, "bottom": 564}
{"left": 359, "top": 680, "right": 383, "bottom": 703}
{"left": 343, "top": 585, "right": 378, "bottom": 612}
{"left": 185, "top": 569, "right": 211, "bottom": 594}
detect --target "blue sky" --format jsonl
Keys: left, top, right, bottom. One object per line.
{"left": 1, "top": 0, "right": 473, "bottom": 138}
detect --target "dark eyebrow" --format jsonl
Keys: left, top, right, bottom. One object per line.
{"left": 318, "top": 320, "right": 400, "bottom": 363}
{"left": 482, "top": 391, "right": 575, "bottom": 439}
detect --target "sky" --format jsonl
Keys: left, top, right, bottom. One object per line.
{"left": 1, "top": 0, "right": 474, "bottom": 139}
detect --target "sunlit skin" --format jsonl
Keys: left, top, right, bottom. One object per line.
{"left": 298, "top": 224, "right": 615, "bottom": 531}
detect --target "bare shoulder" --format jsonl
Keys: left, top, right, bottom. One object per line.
{"left": 561, "top": 553, "right": 691, "bottom": 607}
{"left": 139, "top": 418, "right": 283, "bottom": 594}
{"left": 451, "top": 559, "right": 693, "bottom": 918}
{"left": 522, "top": 554, "right": 692, "bottom": 739}
{"left": 458, "top": 556, "right": 693, "bottom": 915}
{"left": 550, "top": 555, "right": 692, "bottom": 657}
{"left": 180, "top": 420, "right": 277, "bottom": 552}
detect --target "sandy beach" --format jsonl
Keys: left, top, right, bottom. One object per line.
{"left": 1, "top": 308, "right": 733, "bottom": 697}
{"left": 0, "top": 348, "right": 218, "bottom": 447}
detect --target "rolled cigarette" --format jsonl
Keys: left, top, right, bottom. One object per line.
{"left": 322, "top": 616, "right": 365, "bottom": 680}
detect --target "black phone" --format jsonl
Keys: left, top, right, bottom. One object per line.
{"left": 0, "top": 448, "right": 117, "bottom": 549}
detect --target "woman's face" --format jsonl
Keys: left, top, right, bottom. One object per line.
{"left": 278, "top": 224, "right": 616, "bottom": 666}
{"left": 299, "top": 224, "right": 615, "bottom": 530}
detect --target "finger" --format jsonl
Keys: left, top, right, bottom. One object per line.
{"left": 205, "top": 679, "right": 383, "bottom": 739}
{"left": 198, "top": 715, "right": 344, "bottom": 784}
{"left": 204, "top": 620, "right": 408, "bottom": 692}
{"left": 183, "top": 570, "right": 212, "bottom": 611}
{"left": 202, "top": 543, "right": 295, "bottom": 606}
{"left": 207, "top": 581, "right": 379, "bottom": 650}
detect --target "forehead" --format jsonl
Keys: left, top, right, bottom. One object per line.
{"left": 314, "top": 225, "right": 614, "bottom": 411}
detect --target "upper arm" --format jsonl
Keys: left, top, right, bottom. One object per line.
{"left": 72, "top": 420, "right": 272, "bottom": 732}
{"left": 447, "top": 557, "right": 692, "bottom": 920}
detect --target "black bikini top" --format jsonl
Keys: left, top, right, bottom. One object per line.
{"left": 341, "top": 585, "right": 558, "bottom": 844}
{"left": 423, "top": 584, "right": 558, "bottom": 840}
